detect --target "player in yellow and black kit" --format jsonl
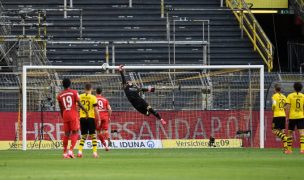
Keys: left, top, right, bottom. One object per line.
{"left": 271, "top": 84, "right": 287, "bottom": 151}
{"left": 285, "top": 82, "right": 304, "bottom": 154}
{"left": 77, "top": 83, "right": 100, "bottom": 158}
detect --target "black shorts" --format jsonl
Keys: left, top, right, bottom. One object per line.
{"left": 288, "top": 119, "right": 304, "bottom": 131}
{"left": 80, "top": 118, "right": 96, "bottom": 135}
{"left": 131, "top": 99, "right": 150, "bottom": 116}
{"left": 272, "top": 117, "right": 286, "bottom": 130}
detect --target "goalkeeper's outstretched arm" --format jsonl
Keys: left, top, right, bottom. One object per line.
{"left": 119, "top": 65, "right": 127, "bottom": 86}
{"left": 118, "top": 65, "right": 154, "bottom": 92}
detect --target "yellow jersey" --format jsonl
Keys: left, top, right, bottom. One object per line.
{"left": 79, "top": 93, "right": 98, "bottom": 118}
{"left": 286, "top": 92, "right": 304, "bottom": 119}
{"left": 272, "top": 92, "right": 286, "bottom": 117}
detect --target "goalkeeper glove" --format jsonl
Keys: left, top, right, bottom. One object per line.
{"left": 148, "top": 86, "right": 155, "bottom": 92}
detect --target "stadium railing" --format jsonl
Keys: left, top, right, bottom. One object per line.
{"left": 287, "top": 41, "right": 304, "bottom": 72}
{"left": 226, "top": 0, "right": 274, "bottom": 72}
{"left": 0, "top": 3, "right": 21, "bottom": 72}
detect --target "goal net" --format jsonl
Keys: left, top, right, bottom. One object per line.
{"left": 18, "top": 65, "right": 264, "bottom": 150}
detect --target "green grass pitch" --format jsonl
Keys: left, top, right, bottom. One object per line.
{"left": 0, "top": 148, "right": 304, "bottom": 180}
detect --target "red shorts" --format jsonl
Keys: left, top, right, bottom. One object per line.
{"left": 63, "top": 112, "right": 79, "bottom": 132}
{"left": 63, "top": 119, "right": 79, "bottom": 132}
{"left": 96, "top": 115, "right": 109, "bottom": 131}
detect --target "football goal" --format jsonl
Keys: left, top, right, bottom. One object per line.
{"left": 21, "top": 64, "right": 265, "bottom": 150}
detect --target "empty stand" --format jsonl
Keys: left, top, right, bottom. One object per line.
{"left": 1, "top": 0, "right": 261, "bottom": 66}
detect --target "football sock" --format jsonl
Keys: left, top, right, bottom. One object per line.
{"left": 274, "top": 130, "right": 287, "bottom": 148}
{"left": 300, "top": 135, "right": 304, "bottom": 151}
{"left": 274, "top": 130, "right": 286, "bottom": 140}
{"left": 148, "top": 108, "right": 161, "bottom": 120}
{"left": 106, "top": 132, "right": 112, "bottom": 147}
{"left": 63, "top": 135, "right": 69, "bottom": 154}
{"left": 91, "top": 134, "right": 98, "bottom": 153}
{"left": 104, "top": 131, "right": 110, "bottom": 147}
{"left": 98, "top": 133, "right": 106, "bottom": 146}
{"left": 70, "top": 133, "right": 78, "bottom": 151}
{"left": 287, "top": 136, "right": 293, "bottom": 151}
{"left": 78, "top": 134, "right": 87, "bottom": 152}
{"left": 104, "top": 131, "right": 109, "bottom": 139}
{"left": 283, "top": 136, "right": 287, "bottom": 149}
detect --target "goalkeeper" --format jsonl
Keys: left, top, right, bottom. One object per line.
{"left": 118, "top": 65, "right": 166, "bottom": 125}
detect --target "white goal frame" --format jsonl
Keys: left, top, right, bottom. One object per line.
{"left": 22, "top": 64, "right": 265, "bottom": 150}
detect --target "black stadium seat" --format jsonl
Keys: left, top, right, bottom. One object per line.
{"left": 1, "top": 0, "right": 261, "bottom": 66}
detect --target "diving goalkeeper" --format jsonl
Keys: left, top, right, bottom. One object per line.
{"left": 118, "top": 65, "right": 166, "bottom": 125}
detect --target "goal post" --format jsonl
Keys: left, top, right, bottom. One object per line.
{"left": 22, "top": 64, "right": 265, "bottom": 151}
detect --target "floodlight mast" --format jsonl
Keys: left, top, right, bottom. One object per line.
{"left": 22, "top": 64, "right": 265, "bottom": 150}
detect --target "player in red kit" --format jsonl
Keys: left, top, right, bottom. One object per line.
{"left": 95, "top": 87, "right": 112, "bottom": 151}
{"left": 57, "top": 78, "right": 86, "bottom": 159}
